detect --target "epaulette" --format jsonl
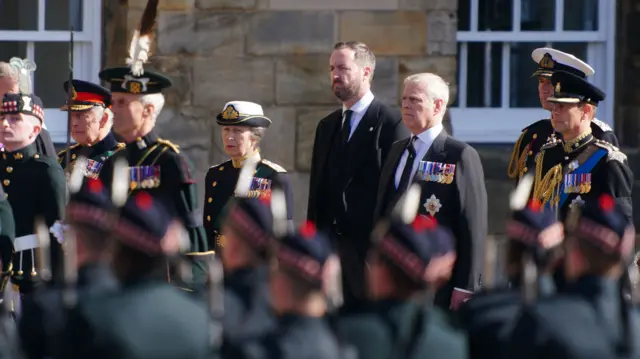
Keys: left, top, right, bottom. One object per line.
{"left": 540, "top": 136, "right": 560, "bottom": 150}
{"left": 594, "top": 139, "right": 627, "bottom": 163}
{"left": 261, "top": 159, "right": 286, "bottom": 173}
{"left": 113, "top": 142, "right": 126, "bottom": 154}
{"left": 157, "top": 138, "right": 180, "bottom": 153}
{"left": 57, "top": 143, "right": 80, "bottom": 157}
{"left": 592, "top": 118, "right": 613, "bottom": 132}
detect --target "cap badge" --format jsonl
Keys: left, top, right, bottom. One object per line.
{"left": 222, "top": 105, "right": 240, "bottom": 121}
{"left": 122, "top": 75, "right": 149, "bottom": 94}
{"left": 540, "top": 53, "right": 554, "bottom": 69}
{"left": 555, "top": 82, "right": 561, "bottom": 93}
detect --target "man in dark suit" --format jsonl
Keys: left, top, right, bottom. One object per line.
{"left": 374, "top": 72, "right": 488, "bottom": 310}
{"left": 307, "top": 41, "right": 409, "bottom": 309}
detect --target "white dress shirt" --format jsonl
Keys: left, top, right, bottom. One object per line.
{"left": 394, "top": 123, "right": 444, "bottom": 189}
{"left": 342, "top": 90, "right": 375, "bottom": 141}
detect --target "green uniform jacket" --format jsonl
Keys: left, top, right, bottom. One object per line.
{"left": 57, "top": 131, "right": 125, "bottom": 176}
{"left": 337, "top": 300, "right": 468, "bottom": 359}
{"left": 98, "top": 131, "right": 210, "bottom": 286}
{"left": 203, "top": 156, "right": 294, "bottom": 251}
{"left": 0, "top": 142, "right": 65, "bottom": 293}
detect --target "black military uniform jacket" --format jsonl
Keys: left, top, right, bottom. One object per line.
{"left": 18, "top": 262, "right": 118, "bottom": 359}
{"left": 507, "top": 276, "right": 640, "bottom": 359}
{"left": 337, "top": 300, "right": 468, "bottom": 359}
{"left": 203, "top": 155, "right": 293, "bottom": 251}
{"left": 530, "top": 132, "right": 633, "bottom": 221}
{"left": 98, "top": 131, "right": 210, "bottom": 283}
{"left": 374, "top": 130, "right": 488, "bottom": 309}
{"left": 508, "top": 118, "right": 619, "bottom": 180}
{"left": 0, "top": 186, "right": 14, "bottom": 279}
{"left": 57, "top": 131, "right": 124, "bottom": 176}
{"left": 0, "top": 142, "right": 65, "bottom": 293}
{"left": 61, "top": 278, "right": 211, "bottom": 359}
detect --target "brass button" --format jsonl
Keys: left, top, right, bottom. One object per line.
{"left": 212, "top": 181, "right": 217, "bottom": 187}
{"left": 71, "top": 154, "right": 76, "bottom": 160}
{"left": 528, "top": 151, "right": 533, "bottom": 156}
{"left": 208, "top": 197, "right": 212, "bottom": 203}
{"left": 219, "top": 166, "right": 224, "bottom": 171}
{"left": 33, "top": 154, "right": 39, "bottom": 159}
{"left": 523, "top": 167, "right": 528, "bottom": 173}
{"left": 3, "top": 179, "right": 9, "bottom": 186}
{"left": 6, "top": 166, "right": 12, "bottom": 173}
{"left": 207, "top": 215, "right": 211, "bottom": 222}
{"left": 1, "top": 154, "right": 5, "bottom": 160}
{"left": 532, "top": 133, "right": 537, "bottom": 139}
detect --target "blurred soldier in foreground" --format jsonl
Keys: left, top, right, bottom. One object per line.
{"left": 508, "top": 194, "right": 640, "bottom": 358}
{"left": 61, "top": 191, "right": 211, "bottom": 359}
{"left": 57, "top": 80, "right": 124, "bottom": 175}
{"left": 0, "top": 58, "right": 66, "bottom": 301}
{"left": 223, "top": 221, "right": 344, "bottom": 359}
{"left": 508, "top": 48, "right": 619, "bottom": 182}
{"left": 0, "top": 60, "right": 57, "bottom": 158}
{"left": 0, "top": 186, "right": 14, "bottom": 296}
{"left": 19, "top": 175, "right": 119, "bottom": 359}
{"left": 339, "top": 185, "right": 467, "bottom": 359}
{"left": 204, "top": 101, "right": 293, "bottom": 253}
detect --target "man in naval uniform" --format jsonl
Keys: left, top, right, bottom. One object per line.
{"left": 97, "top": 66, "right": 211, "bottom": 288}
{"left": 530, "top": 70, "right": 632, "bottom": 221}
{"left": 57, "top": 79, "right": 124, "bottom": 176}
{"left": 507, "top": 48, "right": 619, "bottom": 181}
{"left": 203, "top": 101, "right": 293, "bottom": 253}
{"left": 0, "top": 85, "right": 66, "bottom": 298}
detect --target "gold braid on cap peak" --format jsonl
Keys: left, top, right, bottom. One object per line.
{"left": 126, "top": 0, "right": 159, "bottom": 76}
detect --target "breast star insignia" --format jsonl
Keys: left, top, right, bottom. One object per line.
{"left": 424, "top": 194, "right": 442, "bottom": 216}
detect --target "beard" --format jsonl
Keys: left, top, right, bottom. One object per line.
{"left": 333, "top": 81, "right": 361, "bottom": 102}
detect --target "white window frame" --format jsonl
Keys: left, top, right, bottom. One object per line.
{"left": 450, "top": 0, "right": 616, "bottom": 143}
{"left": 0, "top": 0, "right": 102, "bottom": 143}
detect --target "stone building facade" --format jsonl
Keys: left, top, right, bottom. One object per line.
{"left": 104, "top": 0, "right": 458, "bottom": 224}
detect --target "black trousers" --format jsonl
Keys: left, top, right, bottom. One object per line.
{"left": 332, "top": 228, "right": 369, "bottom": 311}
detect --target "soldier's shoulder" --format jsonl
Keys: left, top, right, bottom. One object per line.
{"left": 114, "top": 142, "right": 126, "bottom": 152}
{"left": 523, "top": 119, "right": 553, "bottom": 133}
{"left": 593, "top": 139, "right": 627, "bottom": 163}
{"left": 260, "top": 159, "right": 287, "bottom": 173}
{"left": 591, "top": 118, "right": 614, "bottom": 133}
{"left": 57, "top": 143, "right": 80, "bottom": 158}
{"left": 33, "top": 152, "right": 62, "bottom": 168}
{"left": 540, "top": 135, "right": 561, "bottom": 150}
{"left": 206, "top": 160, "right": 232, "bottom": 175}
{"left": 157, "top": 138, "right": 181, "bottom": 154}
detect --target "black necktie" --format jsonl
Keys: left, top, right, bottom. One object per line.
{"left": 341, "top": 110, "right": 353, "bottom": 145}
{"left": 398, "top": 136, "right": 418, "bottom": 191}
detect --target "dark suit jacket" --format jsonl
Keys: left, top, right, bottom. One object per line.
{"left": 374, "top": 130, "right": 488, "bottom": 308}
{"left": 307, "top": 98, "right": 408, "bottom": 245}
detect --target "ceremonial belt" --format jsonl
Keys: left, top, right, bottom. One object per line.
{"left": 14, "top": 234, "right": 38, "bottom": 252}
{"left": 556, "top": 146, "right": 607, "bottom": 208}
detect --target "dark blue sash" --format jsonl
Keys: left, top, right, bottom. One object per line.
{"left": 556, "top": 148, "right": 607, "bottom": 208}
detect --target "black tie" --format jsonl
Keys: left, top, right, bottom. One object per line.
{"left": 341, "top": 110, "right": 353, "bottom": 145}
{"left": 398, "top": 136, "right": 418, "bottom": 191}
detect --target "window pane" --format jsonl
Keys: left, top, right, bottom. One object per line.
{"left": 34, "top": 42, "right": 70, "bottom": 110}
{"left": 520, "top": 0, "right": 555, "bottom": 31}
{"left": 479, "top": 0, "right": 512, "bottom": 31}
{"left": 509, "top": 42, "right": 546, "bottom": 108}
{"left": 550, "top": 42, "right": 588, "bottom": 63}
{"left": 466, "top": 42, "right": 502, "bottom": 108}
{"left": 0, "top": 42, "right": 28, "bottom": 63}
{"left": 0, "top": 0, "right": 38, "bottom": 30}
{"left": 564, "top": 0, "right": 598, "bottom": 30}
{"left": 458, "top": 0, "right": 470, "bottom": 31}
{"left": 45, "top": 0, "right": 83, "bottom": 31}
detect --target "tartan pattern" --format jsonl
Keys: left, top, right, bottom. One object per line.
{"left": 0, "top": 100, "right": 45, "bottom": 122}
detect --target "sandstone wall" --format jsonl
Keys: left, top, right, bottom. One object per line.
{"left": 104, "top": 0, "right": 458, "bottom": 224}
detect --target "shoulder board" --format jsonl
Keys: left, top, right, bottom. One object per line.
{"left": 594, "top": 140, "right": 627, "bottom": 163}
{"left": 522, "top": 119, "right": 551, "bottom": 132}
{"left": 57, "top": 143, "right": 80, "bottom": 157}
{"left": 540, "top": 137, "right": 560, "bottom": 150}
{"left": 261, "top": 159, "right": 287, "bottom": 173}
{"left": 209, "top": 160, "right": 231, "bottom": 170}
{"left": 157, "top": 138, "right": 180, "bottom": 153}
{"left": 112, "top": 142, "right": 126, "bottom": 154}
{"left": 591, "top": 118, "right": 613, "bottom": 132}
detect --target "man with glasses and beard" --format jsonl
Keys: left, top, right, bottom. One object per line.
{"left": 307, "top": 41, "right": 409, "bottom": 311}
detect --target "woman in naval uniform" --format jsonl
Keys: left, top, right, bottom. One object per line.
{"left": 203, "top": 101, "right": 294, "bottom": 252}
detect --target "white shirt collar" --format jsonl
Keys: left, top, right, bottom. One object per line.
{"left": 414, "top": 123, "right": 444, "bottom": 147}
{"left": 342, "top": 90, "right": 374, "bottom": 115}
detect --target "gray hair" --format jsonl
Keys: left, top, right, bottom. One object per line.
{"left": 0, "top": 62, "right": 17, "bottom": 81}
{"left": 333, "top": 41, "right": 376, "bottom": 81}
{"left": 91, "top": 106, "right": 113, "bottom": 128}
{"left": 140, "top": 93, "right": 165, "bottom": 120}
{"left": 250, "top": 127, "right": 267, "bottom": 147}
{"left": 404, "top": 73, "right": 451, "bottom": 108}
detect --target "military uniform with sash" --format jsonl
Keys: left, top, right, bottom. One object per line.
{"left": 337, "top": 215, "right": 467, "bottom": 359}
{"left": 57, "top": 79, "right": 124, "bottom": 176}
{"left": 61, "top": 191, "right": 213, "bottom": 359}
{"left": 530, "top": 72, "right": 632, "bottom": 221}
{"left": 508, "top": 48, "right": 619, "bottom": 181}
{"left": 203, "top": 101, "right": 293, "bottom": 252}
{"left": 98, "top": 67, "right": 211, "bottom": 287}
{"left": 0, "top": 92, "right": 66, "bottom": 296}
{"left": 507, "top": 194, "right": 640, "bottom": 358}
